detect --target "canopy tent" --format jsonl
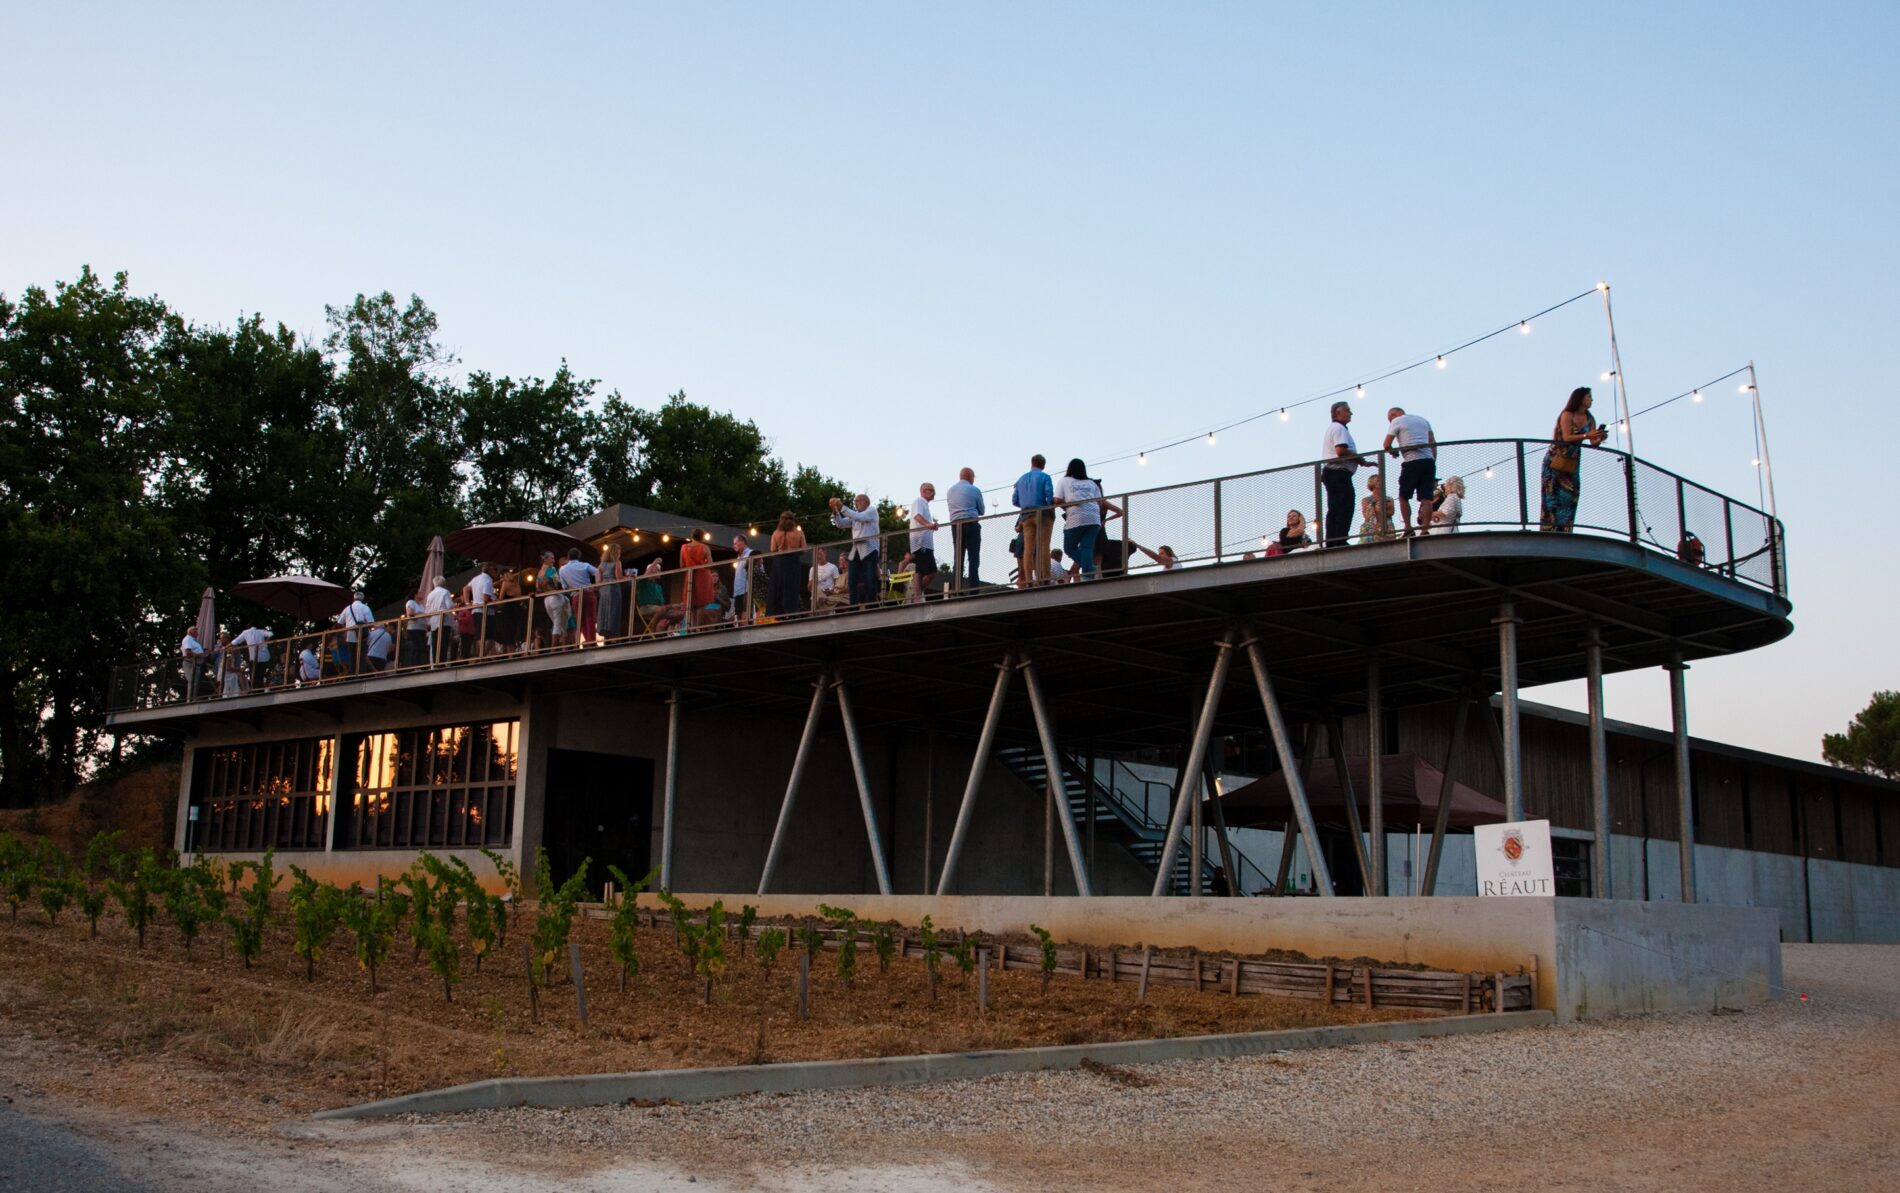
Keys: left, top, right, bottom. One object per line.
{"left": 1210, "top": 753, "right": 1506, "bottom": 831}
{"left": 444, "top": 521, "right": 597, "bottom": 567}
{"left": 231, "top": 575, "right": 352, "bottom": 621}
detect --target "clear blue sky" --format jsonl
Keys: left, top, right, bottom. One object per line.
{"left": 5, "top": 3, "right": 1895, "bottom": 761}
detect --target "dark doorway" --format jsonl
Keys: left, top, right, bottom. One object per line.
{"left": 1319, "top": 829, "right": 1365, "bottom": 896}
{"left": 541, "top": 749, "right": 654, "bottom": 893}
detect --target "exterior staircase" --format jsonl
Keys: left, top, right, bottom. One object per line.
{"left": 995, "top": 746, "right": 1274, "bottom": 896}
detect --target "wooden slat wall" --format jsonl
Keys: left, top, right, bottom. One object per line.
{"left": 1694, "top": 754, "right": 1748, "bottom": 850}
{"left": 1797, "top": 776, "right": 1838, "bottom": 860}
{"left": 1746, "top": 764, "right": 1800, "bottom": 856}
{"left": 1837, "top": 787, "right": 1882, "bottom": 866}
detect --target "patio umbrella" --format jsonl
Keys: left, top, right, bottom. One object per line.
{"left": 231, "top": 575, "right": 352, "bottom": 621}
{"left": 445, "top": 521, "right": 596, "bottom": 567}
{"left": 416, "top": 535, "right": 446, "bottom": 601}
{"left": 1210, "top": 753, "right": 1508, "bottom": 831}
{"left": 192, "top": 586, "right": 217, "bottom": 645}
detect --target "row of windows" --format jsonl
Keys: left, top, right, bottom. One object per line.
{"left": 191, "top": 721, "right": 519, "bottom": 852}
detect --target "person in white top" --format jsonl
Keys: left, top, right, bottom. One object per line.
{"left": 180, "top": 627, "right": 206, "bottom": 697}
{"left": 337, "top": 592, "right": 374, "bottom": 673}
{"left": 1382, "top": 406, "right": 1439, "bottom": 535}
{"left": 829, "top": 495, "right": 882, "bottom": 607}
{"left": 233, "top": 624, "right": 273, "bottom": 666}
{"left": 424, "top": 577, "right": 455, "bottom": 662}
{"left": 557, "top": 548, "right": 601, "bottom": 644}
{"left": 809, "top": 546, "right": 845, "bottom": 614}
{"left": 1431, "top": 475, "right": 1465, "bottom": 531}
{"left": 1054, "top": 458, "right": 1114, "bottom": 580}
{"left": 907, "top": 484, "right": 940, "bottom": 602}
{"left": 1320, "top": 402, "right": 1367, "bottom": 548}
{"left": 464, "top": 563, "right": 497, "bottom": 655}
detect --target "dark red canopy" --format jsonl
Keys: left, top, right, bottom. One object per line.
{"left": 1211, "top": 753, "right": 1506, "bottom": 830}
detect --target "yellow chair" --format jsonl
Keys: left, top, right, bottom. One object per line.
{"left": 884, "top": 569, "right": 914, "bottom": 602}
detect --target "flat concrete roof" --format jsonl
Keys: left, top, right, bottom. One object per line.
{"left": 110, "top": 532, "right": 1791, "bottom": 750}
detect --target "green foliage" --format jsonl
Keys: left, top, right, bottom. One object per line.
{"left": 605, "top": 864, "right": 659, "bottom": 991}
{"left": 342, "top": 877, "right": 408, "bottom": 994}
{"left": 1823, "top": 690, "right": 1900, "bottom": 780}
{"left": 36, "top": 842, "right": 76, "bottom": 926}
{"left": 109, "top": 850, "right": 162, "bottom": 948}
{"left": 75, "top": 831, "right": 125, "bottom": 939}
{"left": 696, "top": 900, "right": 728, "bottom": 1003}
{"left": 225, "top": 848, "right": 281, "bottom": 968}
{"left": 919, "top": 915, "right": 941, "bottom": 1002}
{"left": 160, "top": 853, "right": 224, "bottom": 956}
{"left": 424, "top": 912, "right": 461, "bottom": 1003}
{"left": 0, "top": 833, "right": 36, "bottom": 922}
{"left": 797, "top": 923, "right": 825, "bottom": 959}
{"left": 656, "top": 888, "right": 700, "bottom": 975}
{"left": 529, "top": 847, "right": 591, "bottom": 987}
{"left": 819, "top": 904, "right": 859, "bottom": 987}
{"left": 735, "top": 904, "right": 758, "bottom": 959}
{"left": 480, "top": 847, "right": 518, "bottom": 944}
{"left": 949, "top": 934, "right": 976, "bottom": 982}
{"left": 1031, "top": 924, "right": 1057, "bottom": 995}
{"left": 871, "top": 921, "right": 896, "bottom": 975}
{"left": 755, "top": 928, "right": 787, "bottom": 978}
{"left": 287, "top": 865, "right": 345, "bottom": 981}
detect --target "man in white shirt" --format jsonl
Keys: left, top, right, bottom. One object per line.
{"left": 424, "top": 576, "right": 455, "bottom": 662}
{"left": 557, "top": 548, "right": 601, "bottom": 645}
{"left": 180, "top": 626, "right": 206, "bottom": 698}
{"left": 298, "top": 645, "right": 322, "bottom": 684}
{"left": 829, "top": 494, "right": 882, "bottom": 607}
{"left": 364, "top": 623, "right": 395, "bottom": 671}
{"left": 1319, "top": 402, "right": 1367, "bottom": 548}
{"left": 1382, "top": 406, "right": 1439, "bottom": 536}
{"left": 337, "top": 592, "right": 374, "bottom": 673}
{"left": 809, "top": 546, "right": 845, "bottom": 614}
{"left": 464, "top": 563, "right": 497, "bottom": 655}
{"left": 907, "top": 483, "right": 940, "bottom": 602}
{"left": 233, "top": 624, "right": 273, "bottom": 667}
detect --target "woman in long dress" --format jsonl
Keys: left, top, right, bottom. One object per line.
{"left": 1541, "top": 386, "right": 1608, "bottom": 532}
{"left": 768, "top": 511, "right": 807, "bottom": 615}
{"left": 596, "top": 542, "right": 626, "bottom": 640}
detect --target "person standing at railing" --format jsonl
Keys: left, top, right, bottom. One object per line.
{"left": 179, "top": 625, "right": 206, "bottom": 698}
{"left": 364, "top": 622, "right": 394, "bottom": 672}
{"left": 678, "top": 538, "right": 719, "bottom": 628}
{"left": 1320, "top": 402, "right": 1367, "bottom": 548}
{"left": 298, "top": 643, "right": 321, "bottom": 685}
{"left": 402, "top": 591, "right": 428, "bottom": 667}
{"left": 1012, "top": 455, "right": 1055, "bottom": 587}
{"left": 558, "top": 547, "right": 600, "bottom": 644}
{"left": 1431, "top": 476, "right": 1465, "bottom": 531}
{"left": 1382, "top": 406, "right": 1438, "bottom": 536}
{"left": 945, "top": 467, "right": 985, "bottom": 591}
{"left": 496, "top": 566, "right": 525, "bottom": 652}
{"left": 538, "top": 551, "right": 567, "bottom": 649}
{"left": 729, "top": 536, "right": 754, "bottom": 623}
{"left": 595, "top": 546, "right": 626, "bottom": 640}
{"left": 232, "top": 624, "right": 273, "bottom": 673}
{"left": 768, "top": 511, "right": 807, "bottom": 616}
{"left": 1054, "top": 458, "right": 1109, "bottom": 581}
{"left": 1541, "top": 386, "right": 1608, "bottom": 533}
{"left": 829, "top": 494, "right": 882, "bottom": 607}
{"left": 465, "top": 561, "right": 498, "bottom": 654}
{"left": 907, "top": 483, "right": 940, "bottom": 602}
{"left": 809, "top": 546, "right": 845, "bottom": 614}
{"left": 424, "top": 576, "right": 455, "bottom": 662}
{"left": 337, "top": 591, "right": 374, "bottom": 673}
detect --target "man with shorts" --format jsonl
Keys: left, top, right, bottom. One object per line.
{"left": 1383, "top": 406, "right": 1438, "bottom": 535}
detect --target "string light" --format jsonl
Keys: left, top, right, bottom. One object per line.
{"left": 1596, "top": 281, "right": 1609, "bottom": 292}
{"left": 632, "top": 532, "right": 641, "bottom": 542}
{"left": 661, "top": 534, "right": 670, "bottom": 543}
{"left": 1484, "top": 467, "right": 1495, "bottom": 479}
{"left": 1435, "top": 355, "right": 1447, "bottom": 369}
{"left": 1354, "top": 384, "right": 1365, "bottom": 398}
{"left": 748, "top": 526, "right": 758, "bottom": 536}
{"left": 1278, "top": 408, "right": 1289, "bottom": 421}
{"left": 1206, "top": 431, "right": 1216, "bottom": 446}
{"left": 1691, "top": 390, "right": 1703, "bottom": 403}
{"left": 1600, "top": 371, "right": 1614, "bottom": 382}
{"left": 1519, "top": 321, "right": 1531, "bottom": 334}
{"left": 1619, "top": 420, "right": 1630, "bottom": 432}
{"left": 1751, "top": 457, "right": 1761, "bottom": 467}
{"left": 1258, "top": 535, "right": 1271, "bottom": 549}
{"left": 1138, "top": 451, "right": 1147, "bottom": 465}
{"left": 1739, "top": 382, "right": 1753, "bottom": 393}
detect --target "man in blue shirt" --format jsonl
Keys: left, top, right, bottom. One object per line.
{"left": 1012, "top": 454, "right": 1055, "bottom": 588}
{"left": 945, "top": 466, "right": 986, "bottom": 591}
{"left": 829, "top": 494, "right": 883, "bottom": 606}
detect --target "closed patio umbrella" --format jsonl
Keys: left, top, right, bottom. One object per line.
{"left": 231, "top": 575, "right": 353, "bottom": 621}
{"left": 193, "top": 587, "right": 217, "bottom": 646}
{"left": 417, "top": 535, "right": 446, "bottom": 601}
{"left": 444, "top": 521, "right": 596, "bottom": 567}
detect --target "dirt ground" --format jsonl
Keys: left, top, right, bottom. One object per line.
{"left": 0, "top": 764, "right": 177, "bottom": 857}
{"left": 2, "top": 926, "right": 1893, "bottom": 1191}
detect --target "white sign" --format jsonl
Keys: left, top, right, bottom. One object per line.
{"left": 1474, "top": 819, "right": 1555, "bottom": 897}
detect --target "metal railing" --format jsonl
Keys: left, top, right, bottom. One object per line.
{"left": 109, "top": 438, "right": 1784, "bottom": 712}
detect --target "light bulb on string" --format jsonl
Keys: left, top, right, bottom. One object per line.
{"left": 1600, "top": 371, "right": 1615, "bottom": 382}
{"left": 1596, "top": 281, "right": 1609, "bottom": 292}
{"left": 1751, "top": 457, "right": 1761, "bottom": 468}
{"left": 1519, "top": 321, "right": 1531, "bottom": 334}
{"left": 1739, "top": 383, "right": 1753, "bottom": 394}
{"left": 1206, "top": 431, "right": 1216, "bottom": 446}
{"left": 1691, "top": 390, "right": 1703, "bottom": 403}
{"left": 1138, "top": 451, "right": 1147, "bottom": 465}
{"left": 1619, "top": 421, "right": 1629, "bottom": 433}
{"left": 1354, "top": 384, "right": 1365, "bottom": 398}
{"left": 1258, "top": 535, "right": 1271, "bottom": 549}
{"left": 1278, "top": 408, "right": 1289, "bottom": 422}
{"left": 1435, "top": 355, "right": 1447, "bottom": 369}
{"left": 1484, "top": 467, "right": 1494, "bottom": 479}
{"left": 748, "top": 526, "right": 758, "bottom": 537}
{"left": 661, "top": 534, "right": 670, "bottom": 543}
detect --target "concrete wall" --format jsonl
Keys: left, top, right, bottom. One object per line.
{"left": 1808, "top": 857, "right": 1900, "bottom": 943}
{"left": 687, "top": 893, "right": 1780, "bottom": 1021}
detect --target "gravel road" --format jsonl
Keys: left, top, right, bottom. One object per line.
{"left": 0, "top": 1104, "right": 158, "bottom": 1193}
{"left": 3, "top": 943, "right": 1895, "bottom": 1192}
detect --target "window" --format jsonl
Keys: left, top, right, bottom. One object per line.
{"left": 189, "top": 737, "right": 334, "bottom": 852}
{"left": 1551, "top": 836, "right": 1592, "bottom": 898}
{"left": 342, "top": 720, "right": 519, "bottom": 849}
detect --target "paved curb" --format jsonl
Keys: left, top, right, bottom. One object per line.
{"left": 314, "top": 1009, "right": 1553, "bottom": 1120}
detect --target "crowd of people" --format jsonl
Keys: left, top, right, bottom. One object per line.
{"left": 177, "top": 387, "right": 1629, "bottom": 697}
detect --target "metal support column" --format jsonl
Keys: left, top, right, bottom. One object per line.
{"left": 1020, "top": 657, "right": 1094, "bottom": 896}
{"left": 659, "top": 686, "right": 682, "bottom": 889}
{"left": 1668, "top": 652, "right": 1695, "bottom": 903}
{"left": 1203, "top": 757, "right": 1239, "bottom": 896}
{"left": 1366, "top": 655, "right": 1384, "bottom": 896}
{"left": 1497, "top": 601, "right": 1524, "bottom": 822}
{"left": 1421, "top": 692, "right": 1472, "bottom": 896}
{"left": 1326, "top": 715, "right": 1374, "bottom": 892}
{"left": 935, "top": 653, "right": 1014, "bottom": 895}
{"left": 831, "top": 675, "right": 894, "bottom": 895}
{"left": 922, "top": 729, "right": 936, "bottom": 893}
{"left": 1585, "top": 628, "right": 1613, "bottom": 899}
{"left": 1245, "top": 638, "right": 1334, "bottom": 896}
{"left": 1151, "top": 632, "right": 1236, "bottom": 897}
{"left": 757, "top": 677, "right": 830, "bottom": 895}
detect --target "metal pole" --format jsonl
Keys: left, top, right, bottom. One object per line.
{"left": 1043, "top": 754, "right": 1054, "bottom": 897}
{"left": 1086, "top": 734, "right": 1097, "bottom": 890}
{"left": 1496, "top": 601, "right": 1525, "bottom": 822}
{"left": 1020, "top": 657, "right": 1094, "bottom": 896}
{"left": 1366, "top": 655, "right": 1384, "bottom": 896}
{"left": 1326, "top": 715, "right": 1374, "bottom": 893}
{"left": 1150, "top": 632, "right": 1235, "bottom": 896}
{"left": 757, "top": 677, "right": 830, "bottom": 894}
{"left": 1600, "top": 283, "right": 1634, "bottom": 456}
{"left": 1668, "top": 652, "right": 1695, "bottom": 903}
{"left": 1747, "top": 363, "right": 1778, "bottom": 519}
{"left": 935, "top": 653, "right": 1014, "bottom": 895}
{"left": 1421, "top": 693, "right": 1473, "bottom": 895}
{"left": 1585, "top": 629, "right": 1613, "bottom": 899}
{"left": 1244, "top": 639, "right": 1334, "bottom": 896}
{"left": 659, "top": 686, "right": 682, "bottom": 889}
{"left": 1273, "top": 822, "right": 1297, "bottom": 895}
{"left": 1190, "top": 734, "right": 1206, "bottom": 894}
{"left": 831, "top": 674, "right": 894, "bottom": 895}
{"left": 922, "top": 729, "right": 936, "bottom": 893}
{"left": 1203, "top": 757, "right": 1239, "bottom": 895}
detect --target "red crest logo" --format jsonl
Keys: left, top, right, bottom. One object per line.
{"left": 1502, "top": 833, "right": 1525, "bottom": 863}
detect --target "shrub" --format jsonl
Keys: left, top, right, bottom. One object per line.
{"left": 530, "top": 847, "right": 591, "bottom": 988}
{"left": 919, "top": 915, "right": 941, "bottom": 1003}
{"left": 110, "top": 850, "right": 162, "bottom": 949}
{"left": 755, "top": 928, "right": 786, "bottom": 978}
{"left": 480, "top": 847, "right": 520, "bottom": 943}
{"left": 818, "top": 905, "right": 859, "bottom": 987}
{"left": 226, "top": 848, "right": 281, "bottom": 968}
{"left": 696, "top": 900, "right": 728, "bottom": 1004}
{"left": 35, "top": 841, "right": 75, "bottom": 926}
{"left": 78, "top": 831, "right": 125, "bottom": 939}
{"left": 871, "top": 921, "right": 896, "bottom": 974}
{"left": 0, "top": 833, "right": 36, "bottom": 923}
{"left": 161, "top": 854, "right": 224, "bottom": 957}
{"left": 604, "top": 864, "right": 658, "bottom": 992}
{"left": 656, "top": 888, "right": 698, "bottom": 975}
{"left": 287, "top": 865, "right": 345, "bottom": 981}
{"left": 342, "top": 877, "right": 408, "bottom": 995}
{"left": 1031, "top": 924, "right": 1057, "bottom": 995}
{"left": 735, "top": 903, "right": 758, "bottom": 959}
{"left": 949, "top": 934, "right": 976, "bottom": 984}
{"left": 424, "top": 911, "right": 461, "bottom": 1002}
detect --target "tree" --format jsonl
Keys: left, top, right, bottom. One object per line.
{"left": 457, "top": 365, "right": 600, "bottom": 528}
{"left": 1823, "top": 691, "right": 1900, "bottom": 781}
